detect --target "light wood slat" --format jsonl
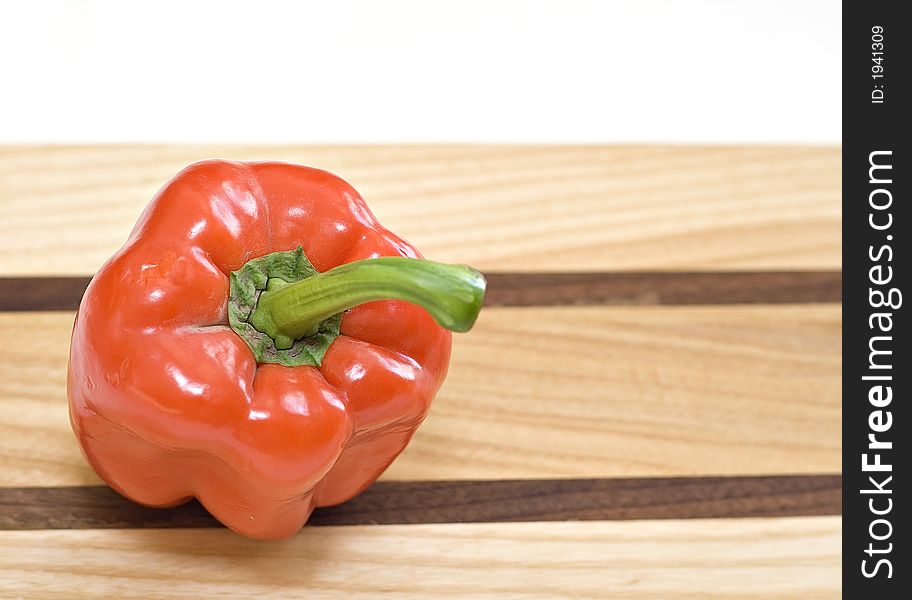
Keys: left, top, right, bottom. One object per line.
{"left": 0, "top": 304, "right": 839, "bottom": 486}
{"left": 391, "top": 304, "right": 841, "bottom": 480}
{"left": 0, "top": 517, "right": 840, "bottom": 599}
{"left": 0, "top": 145, "right": 840, "bottom": 275}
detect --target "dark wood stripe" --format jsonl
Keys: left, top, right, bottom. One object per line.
{"left": 484, "top": 271, "right": 841, "bottom": 306}
{"left": 0, "top": 271, "right": 841, "bottom": 311}
{"left": 0, "top": 475, "right": 840, "bottom": 530}
{"left": 0, "top": 277, "right": 91, "bottom": 311}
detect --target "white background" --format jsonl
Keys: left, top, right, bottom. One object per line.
{"left": 0, "top": 0, "right": 840, "bottom": 144}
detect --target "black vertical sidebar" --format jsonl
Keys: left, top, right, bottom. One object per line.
{"left": 843, "top": 1, "right": 908, "bottom": 597}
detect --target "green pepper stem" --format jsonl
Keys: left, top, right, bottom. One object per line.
{"left": 248, "top": 257, "right": 486, "bottom": 349}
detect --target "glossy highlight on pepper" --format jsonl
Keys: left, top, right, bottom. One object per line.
{"left": 67, "top": 160, "right": 486, "bottom": 539}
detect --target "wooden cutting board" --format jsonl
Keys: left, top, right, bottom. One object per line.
{"left": 0, "top": 145, "right": 841, "bottom": 598}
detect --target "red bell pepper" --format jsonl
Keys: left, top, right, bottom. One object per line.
{"left": 67, "top": 160, "right": 485, "bottom": 539}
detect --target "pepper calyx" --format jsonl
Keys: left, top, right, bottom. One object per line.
{"left": 228, "top": 247, "right": 341, "bottom": 367}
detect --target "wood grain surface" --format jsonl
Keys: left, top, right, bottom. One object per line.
{"left": 0, "top": 476, "right": 840, "bottom": 530}
{"left": 0, "top": 145, "right": 840, "bottom": 275}
{"left": 0, "top": 517, "right": 841, "bottom": 599}
{"left": 0, "top": 305, "right": 840, "bottom": 486}
{"left": 0, "top": 144, "right": 841, "bottom": 598}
